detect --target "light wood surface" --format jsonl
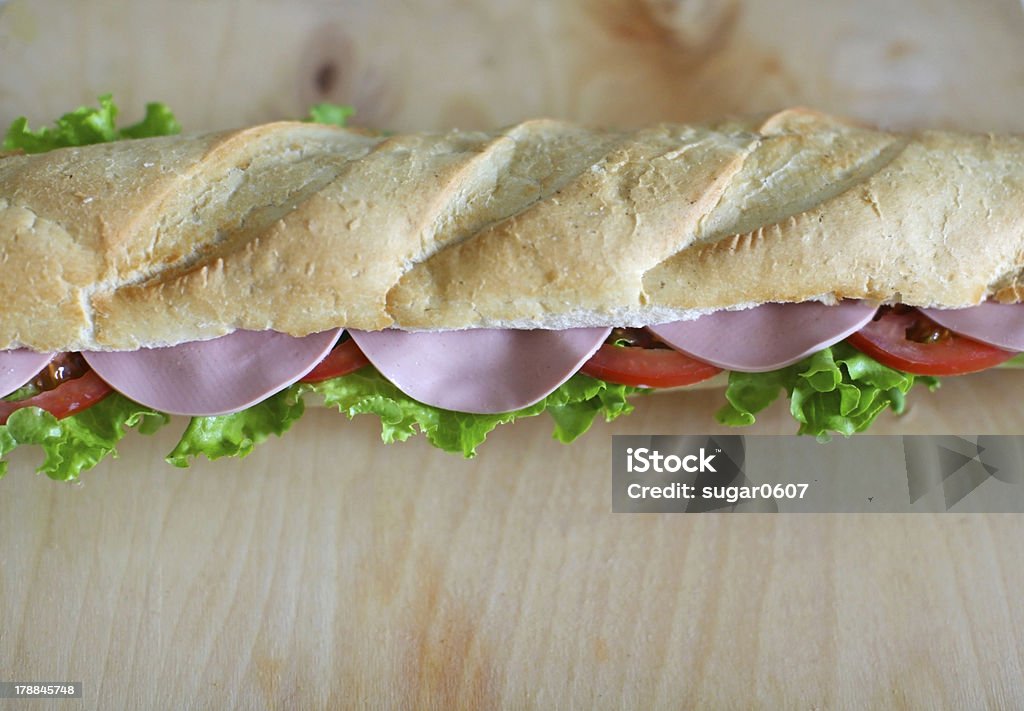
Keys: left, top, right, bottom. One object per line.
{"left": 3, "top": 0, "right": 1024, "bottom": 133}
{"left": 3, "top": 376, "right": 1024, "bottom": 709}
{"left": 2, "top": 0, "right": 1024, "bottom": 709}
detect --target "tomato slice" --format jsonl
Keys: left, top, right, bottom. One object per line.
{"left": 298, "top": 338, "right": 370, "bottom": 383}
{"left": 581, "top": 341, "right": 722, "bottom": 388}
{"left": 847, "top": 308, "right": 1016, "bottom": 376}
{"left": 0, "top": 370, "right": 113, "bottom": 424}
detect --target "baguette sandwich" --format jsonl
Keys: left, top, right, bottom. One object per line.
{"left": 2, "top": 97, "right": 1023, "bottom": 479}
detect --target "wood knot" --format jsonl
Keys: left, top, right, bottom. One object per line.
{"left": 299, "top": 22, "right": 402, "bottom": 128}
{"left": 314, "top": 61, "right": 339, "bottom": 96}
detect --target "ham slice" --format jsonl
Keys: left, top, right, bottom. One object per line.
{"left": 82, "top": 329, "right": 342, "bottom": 416}
{"left": 0, "top": 350, "right": 56, "bottom": 398}
{"left": 648, "top": 301, "right": 879, "bottom": 372}
{"left": 920, "top": 303, "right": 1024, "bottom": 352}
{"left": 348, "top": 328, "right": 611, "bottom": 413}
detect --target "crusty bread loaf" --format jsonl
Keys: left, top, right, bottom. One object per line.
{"left": 2, "top": 108, "right": 1023, "bottom": 351}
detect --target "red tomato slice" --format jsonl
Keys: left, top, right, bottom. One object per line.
{"left": 581, "top": 343, "right": 722, "bottom": 388}
{"left": 847, "top": 308, "right": 1016, "bottom": 376}
{"left": 298, "top": 338, "right": 370, "bottom": 383}
{"left": 0, "top": 370, "right": 113, "bottom": 424}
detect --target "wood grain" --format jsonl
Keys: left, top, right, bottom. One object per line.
{"left": 2, "top": 0, "right": 1024, "bottom": 133}
{"left": 3, "top": 374, "right": 1024, "bottom": 709}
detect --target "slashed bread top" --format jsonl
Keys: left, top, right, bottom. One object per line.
{"left": 1, "top": 108, "right": 1023, "bottom": 351}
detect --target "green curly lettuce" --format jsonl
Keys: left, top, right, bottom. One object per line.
{"left": 310, "top": 369, "right": 636, "bottom": 457}
{"left": 305, "top": 103, "right": 355, "bottom": 127}
{"left": 998, "top": 353, "right": 1024, "bottom": 369}
{"left": 0, "top": 395, "right": 168, "bottom": 480}
{"left": 3, "top": 94, "right": 181, "bottom": 154}
{"left": 165, "top": 387, "right": 306, "bottom": 467}
{"left": 716, "top": 342, "right": 939, "bottom": 440}
{"left": 166, "top": 369, "right": 639, "bottom": 465}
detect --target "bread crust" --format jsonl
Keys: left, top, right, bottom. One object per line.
{"left": 2, "top": 108, "right": 1024, "bottom": 351}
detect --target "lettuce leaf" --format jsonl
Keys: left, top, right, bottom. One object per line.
{"left": 0, "top": 395, "right": 168, "bottom": 480}
{"left": 3, "top": 94, "right": 181, "bottom": 154}
{"left": 5, "top": 365, "right": 628, "bottom": 474}
{"left": 165, "top": 387, "right": 305, "bottom": 467}
{"left": 308, "top": 369, "right": 637, "bottom": 457}
{"left": 166, "top": 368, "right": 639, "bottom": 465}
{"left": 716, "top": 342, "right": 939, "bottom": 440}
{"left": 998, "top": 353, "right": 1024, "bottom": 369}
{"left": 305, "top": 103, "right": 355, "bottom": 127}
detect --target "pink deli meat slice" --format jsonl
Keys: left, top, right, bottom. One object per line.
{"left": 0, "top": 350, "right": 56, "bottom": 398}
{"left": 919, "top": 302, "right": 1024, "bottom": 352}
{"left": 82, "top": 329, "right": 342, "bottom": 416}
{"left": 648, "top": 301, "right": 879, "bottom": 372}
{"left": 348, "top": 328, "right": 612, "bottom": 413}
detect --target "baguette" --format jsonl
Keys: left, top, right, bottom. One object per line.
{"left": 2, "top": 107, "right": 1023, "bottom": 352}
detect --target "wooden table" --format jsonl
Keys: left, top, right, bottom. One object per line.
{"left": 3, "top": 373, "right": 1024, "bottom": 709}
{"left": 2, "top": 0, "right": 1024, "bottom": 708}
